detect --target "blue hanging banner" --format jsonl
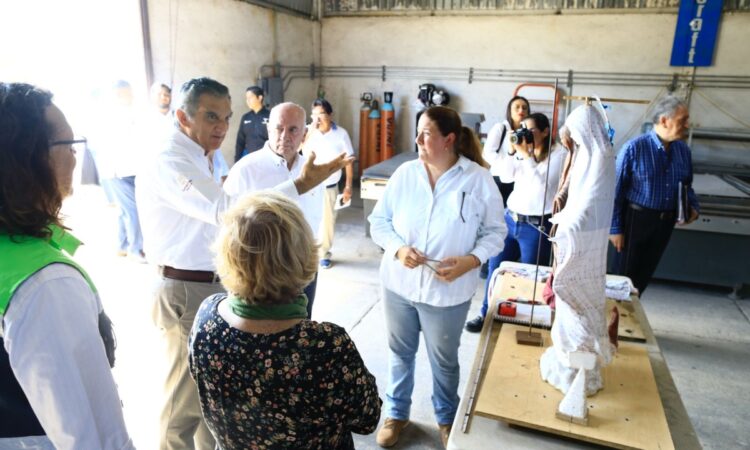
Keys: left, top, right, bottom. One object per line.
{"left": 670, "top": 0, "right": 723, "bottom": 67}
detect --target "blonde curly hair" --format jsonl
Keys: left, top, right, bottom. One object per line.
{"left": 214, "top": 191, "right": 318, "bottom": 305}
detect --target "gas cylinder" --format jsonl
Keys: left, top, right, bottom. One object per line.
{"left": 380, "top": 92, "right": 395, "bottom": 162}
{"left": 367, "top": 100, "right": 381, "bottom": 169}
{"left": 358, "top": 93, "right": 372, "bottom": 176}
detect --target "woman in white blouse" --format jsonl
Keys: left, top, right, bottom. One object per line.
{"left": 466, "top": 112, "right": 565, "bottom": 332}
{"left": 368, "top": 106, "right": 505, "bottom": 448}
{"left": 0, "top": 83, "right": 133, "bottom": 449}
{"left": 481, "top": 95, "right": 530, "bottom": 205}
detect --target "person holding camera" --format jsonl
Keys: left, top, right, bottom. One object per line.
{"left": 465, "top": 112, "right": 565, "bottom": 333}
{"left": 481, "top": 95, "right": 531, "bottom": 205}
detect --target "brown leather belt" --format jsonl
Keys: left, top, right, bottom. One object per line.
{"left": 628, "top": 203, "right": 676, "bottom": 220}
{"left": 160, "top": 265, "right": 220, "bottom": 283}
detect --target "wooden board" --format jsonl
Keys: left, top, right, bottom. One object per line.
{"left": 491, "top": 272, "right": 645, "bottom": 341}
{"left": 474, "top": 324, "right": 674, "bottom": 450}
{"left": 492, "top": 271, "right": 547, "bottom": 303}
{"left": 607, "top": 299, "right": 646, "bottom": 342}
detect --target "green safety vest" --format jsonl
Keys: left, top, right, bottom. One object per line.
{"left": 0, "top": 225, "right": 96, "bottom": 316}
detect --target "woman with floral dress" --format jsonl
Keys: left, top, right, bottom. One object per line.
{"left": 189, "top": 191, "right": 381, "bottom": 449}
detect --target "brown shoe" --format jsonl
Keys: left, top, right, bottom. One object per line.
{"left": 376, "top": 417, "right": 409, "bottom": 448}
{"left": 438, "top": 423, "right": 452, "bottom": 448}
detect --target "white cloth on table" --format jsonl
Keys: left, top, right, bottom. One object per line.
{"left": 606, "top": 279, "right": 635, "bottom": 301}
{"left": 498, "top": 265, "right": 552, "bottom": 282}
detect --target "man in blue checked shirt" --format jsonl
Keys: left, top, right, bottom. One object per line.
{"left": 610, "top": 95, "right": 699, "bottom": 294}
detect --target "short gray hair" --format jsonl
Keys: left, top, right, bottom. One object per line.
{"left": 651, "top": 95, "right": 687, "bottom": 123}
{"left": 269, "top": 102, "right": 306, "bottom": 126}
{"left": 178, "top": 77, "right": 229, "bottom": 118}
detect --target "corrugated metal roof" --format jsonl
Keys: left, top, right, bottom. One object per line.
{"left": 242, "top": 0, "right": 315, "bottom": 17}
{"left": 324, "top": 0, "right": 749, "bottom": 13}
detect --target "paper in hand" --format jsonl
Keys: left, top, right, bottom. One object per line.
{"left": 334, "top": 193, "right": 351, "bottom": 210}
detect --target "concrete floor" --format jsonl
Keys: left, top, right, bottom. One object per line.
{"left": 62, "top": 185, "right": 750, "bottom": 450}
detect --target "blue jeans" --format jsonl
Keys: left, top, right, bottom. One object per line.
{"left": 480, "top": 210, "right": 552, "bottom": 317}
{"left": 110, "top": 176, "right": 143, "bottom": 255}
{"left": 100, "top": 178, "right": 127, "bottom": 251}
{"left": 383, "top": 289, "right": 471, "bottom": 425}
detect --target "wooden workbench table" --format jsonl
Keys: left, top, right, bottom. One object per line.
{"left": 448, "top": 261, "right": 701, "bottom": 449}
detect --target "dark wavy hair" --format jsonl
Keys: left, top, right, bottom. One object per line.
{"left": 505, "top": 95, "right": 530, "bottom": 129}
{"left": 423, "top": 106, "right": 489, "bottom": 169}
{"left": 0, "top": 82, "right": 63, "bottom": 239}
{"left": 523, "top": 112, "right": 553, "bottom": 161}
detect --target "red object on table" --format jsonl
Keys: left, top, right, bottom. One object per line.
{"left": 543, "top": 273, "right": 556, "bottom": 309}
{"left": 499, "top": 301, "right": 517, "bottom": 317}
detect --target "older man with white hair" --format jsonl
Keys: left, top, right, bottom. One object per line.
{"left": 610, "top": 95, "right": 700, "bottom": 294}
{"left": 224, "top": 102, "right": 352, "bottom": 317}
{"left": 137, "top": 79, "right": 349, "bottom": 450}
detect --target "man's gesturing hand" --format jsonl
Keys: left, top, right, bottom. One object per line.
{"left": 294, "top": 151, "right": 355, "bottom": 195}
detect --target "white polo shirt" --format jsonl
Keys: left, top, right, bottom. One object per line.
{"left": 303, "top": 124, "right": 354, "bottom": 187}
{"left": 224, "top": 143, "right": 323, "bottom": 237}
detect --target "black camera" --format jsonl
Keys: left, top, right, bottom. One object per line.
{"left": 509, "top": 125, "right": 534, "bottom": 145}
{"left": 417, "top": 83, "right": 450, "bottom": 107}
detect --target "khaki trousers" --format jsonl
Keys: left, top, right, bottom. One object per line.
{"left": 319, "top": 186, "right": 338, "bottom": 259}
{"left": 152, "top": 277, "right": 224, "bottom": 450}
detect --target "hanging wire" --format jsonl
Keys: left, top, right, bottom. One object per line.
{"left": 526, "top": 77, "right": 558, "bottom": 336}
{"left": 612, "top": 87, "right": 665, "bottom": 149}
{"left": 693, "top": 88, "right": 750, "bottom": 129}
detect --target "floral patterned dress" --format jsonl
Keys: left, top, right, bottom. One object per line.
{"left": 189, "top": 294, "right": 381, "bottom": 449}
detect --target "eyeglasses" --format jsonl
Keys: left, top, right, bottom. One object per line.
{"left": 50, "top": 138, "right": 87, "bottom": 147}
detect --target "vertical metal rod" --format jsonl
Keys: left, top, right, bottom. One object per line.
{"left": 139, "top": 0, "right": 154, "bottom": 90}
{"left": 686, "top": 66, "right": 697, "bottom": 110}
{"left": 565, "top": 69, "right": 574, "bottom": 117}
{"left": 527, "top": 76, "right": 559, "bottom": 335}
{"left": 462, "top": 316, "right": 494, "bottom": 433}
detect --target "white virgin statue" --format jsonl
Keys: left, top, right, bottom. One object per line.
{"left": 540, "top": 102, "right": 617, "bottom": 395}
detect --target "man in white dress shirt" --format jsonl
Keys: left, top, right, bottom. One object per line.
{"left": 225, "top": 102, "right": 345, "bottom": 317}
{"left": 136, "top": 78, "right": 351, "bottom": 450}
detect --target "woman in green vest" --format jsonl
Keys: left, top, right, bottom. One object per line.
{"left": 0, "top": 83, "right": 134, "bottom": 449}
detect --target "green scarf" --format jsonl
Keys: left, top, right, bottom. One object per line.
{"left": 227, "top": 294, "right": 308, "bottom": 320}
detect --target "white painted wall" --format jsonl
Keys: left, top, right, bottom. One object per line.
{"left": 316, "top": 13, "right": 750, "bottom": 169}
{"left": 4, "top": 3, "right": 746, "bottom": 169}
{"left": 147, "top": 0, "right": 320, "bottom": 163}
